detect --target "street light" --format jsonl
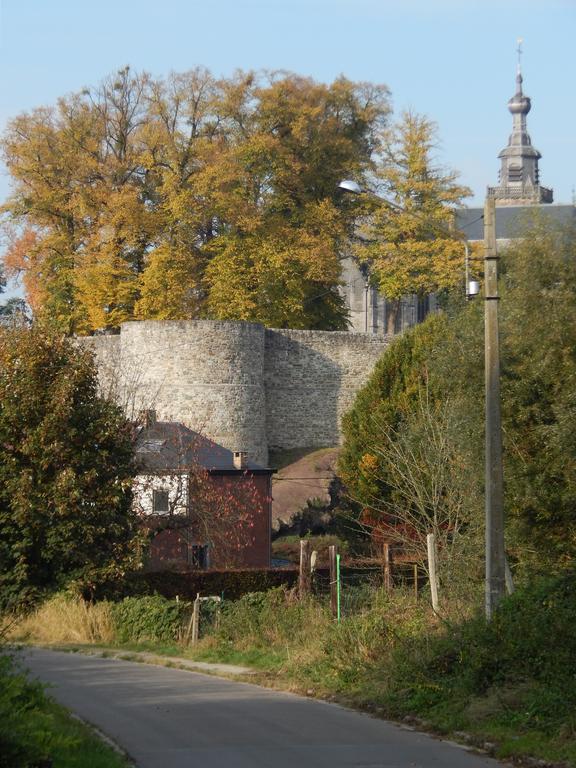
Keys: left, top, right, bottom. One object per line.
{"left": 338, "top": 180, "right": 506, "bottom": 619}
{"left": 339, "top": 181, "right": 479, "bottom": 300}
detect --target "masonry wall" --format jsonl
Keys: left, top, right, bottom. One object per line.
{"left": 264, "top": 329, "right": 390, "bottom": 452}
{"left": 79, "top": 320, "right": 390, "bottom": 465}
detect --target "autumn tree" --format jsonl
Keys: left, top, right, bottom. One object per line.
{"left": 0, "top": 326, "right": 139, "bottom": 609}
{"left": 1, "top": 68, "right": 390, "bottom": 333}
{"left": 204, "top": 74, "right": 389, "bottom": 328}
{"left": 354, "top": 111, "right": 471, "bottom": 333}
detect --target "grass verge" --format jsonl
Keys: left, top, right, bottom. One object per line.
{"left": 10, "top": 575, "right": 576, "bottom": 767}
{"left": 0, "top": 648, "right": 131, "bottom": 768}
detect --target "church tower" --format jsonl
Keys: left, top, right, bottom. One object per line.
{"left": 488, "top": 42, "right": 553, "bottom": 205}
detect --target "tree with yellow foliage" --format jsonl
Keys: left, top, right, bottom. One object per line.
{"left": 354, "top": 111, "right": 471, "bottom": 333}
{"left": 1, "top": 67, "right": 390, "bottom": 333}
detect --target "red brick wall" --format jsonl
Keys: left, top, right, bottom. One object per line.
{"left": 145, "top": 472, "right": 271, "bottom": 570}
{"left": 207, "top": 474, "right": 271, "bottom": 569}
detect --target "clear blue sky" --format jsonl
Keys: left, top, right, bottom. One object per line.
{"left": 1, "top": 0, "right": 574, "bottom": 293}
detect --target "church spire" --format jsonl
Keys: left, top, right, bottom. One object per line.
{"left": 488, "top": 40, "right": 553, "bottom": 205}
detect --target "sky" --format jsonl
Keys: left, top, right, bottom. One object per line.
{"left": 0, "top": 0, "right": 574, "bottom": 296}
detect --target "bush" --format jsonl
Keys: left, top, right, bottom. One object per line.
{"left": 215, "top": 587, "right": 330, "bottom": 652}
{"left": 86, "top": 568, "right": 300, "bottom": 602}
{"left": 382, "top": 573, "right": 576, "bottom": 735}
{"left": 111, "top": 595, "right": 189, "bottom": 644}
{"left": 0, "top": 651, "right": 50, "bottom": 767}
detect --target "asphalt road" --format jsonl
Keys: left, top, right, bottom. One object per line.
{"left": 23, "top": 648, "right": 503, "bottom": 768}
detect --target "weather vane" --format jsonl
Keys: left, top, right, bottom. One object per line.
{"left": 516, "top": 37, "right": 523, "bottom": 73}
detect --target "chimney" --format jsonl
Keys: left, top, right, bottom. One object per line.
{"left": 139, "top": 409, "right": 157, "bottom": 428}
{"left": 233, "top": 451, "right": 248, "bottom": 470}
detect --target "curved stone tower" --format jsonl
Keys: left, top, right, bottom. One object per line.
{"left": 85, "top": 320, "right": 268, "bottom": 465}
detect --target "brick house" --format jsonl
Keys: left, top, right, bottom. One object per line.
{"left": 134, "top": 413, "right": 273, "bottom": 570}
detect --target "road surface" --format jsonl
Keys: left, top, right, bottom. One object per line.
{"left": 23, "top": 648, "right": 503, "bottom": 768}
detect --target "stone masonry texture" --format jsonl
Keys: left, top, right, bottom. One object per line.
{"left": 78, "top": 321, "right": 390, "bottom": 466}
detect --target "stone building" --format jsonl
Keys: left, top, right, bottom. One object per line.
{"left": 489, "top": 56, "right": 552, "bottom": 206}
{"left": 457, "top": 58, "right": 574, "bottom": 244}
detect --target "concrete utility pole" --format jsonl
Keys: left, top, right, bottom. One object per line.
{"left": 483, "top": 194, "right": 506, "bottom": 619}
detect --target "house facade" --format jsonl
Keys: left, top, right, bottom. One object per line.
{"left": 134, "top": 414, "right": 274, "bottom": 570}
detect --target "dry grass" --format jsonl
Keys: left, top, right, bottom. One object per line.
{"left": 10, "top": 594, "right": 116, "bottom": 645}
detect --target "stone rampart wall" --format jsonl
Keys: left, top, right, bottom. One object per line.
{"left": 264, "top": 329, "right": 390, "bottom": 452}
{"left": 78, "top": 321, "right": 390, "bottom": 466}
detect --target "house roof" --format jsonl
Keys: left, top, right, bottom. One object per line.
{"left": 134, "top": 421, "right": 272, "bottom": 474}
{"left": 456, "top": 204, "right": 576, "bottom": 242}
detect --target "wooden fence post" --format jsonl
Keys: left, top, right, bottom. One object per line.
{"left": 329, "top": 544, "right": 338, "bottom": 618}
{"left": 383, "top": 543, "right": 393, "bottom": 592}
{"left": 191, "top": 593, "right": 200, "bottom": 645}
{"left": 426, "top": 533, "right": 440, "bottom": 613}
{"left": 299, "top": 539, "right": 311, "bottom": 598}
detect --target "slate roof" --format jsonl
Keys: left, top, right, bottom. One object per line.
{"left": 456, "top": 204, "right": 576, "bottom": 242}
{"left": 134, "top": 421, "right": 271, "bottom": 474}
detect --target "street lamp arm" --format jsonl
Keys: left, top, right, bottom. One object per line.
{"left": 338, "top": 179, "right": 481, "bottom": 242}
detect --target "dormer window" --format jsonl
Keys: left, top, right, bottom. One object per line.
{"left": 152, "top": 489, "right": 169, "bottom": 513}
{"left": 137, "top": 439, "right": 166, "bottom": 453}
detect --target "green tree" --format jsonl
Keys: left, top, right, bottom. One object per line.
{"left": 354, "top": 111, "right": 471, "bottom": 332}
{"left": 0, "top": 326, "right": 139, "bottom": 609}
{"left": 498, "top": 219, "right": 576, "bottom": 567}
{"left": 340, "top": 218, "right": 576, "bottom": 576}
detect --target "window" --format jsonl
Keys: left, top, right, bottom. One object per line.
{"left": 189, "top": 544, "right": 209, "bottom": 569}
{"left": 152, "top": 489, "right": 169, "bottom": 514}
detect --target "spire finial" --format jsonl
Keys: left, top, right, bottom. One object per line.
{"left": 516, "top": 37, "right": 523, "bottom": 75}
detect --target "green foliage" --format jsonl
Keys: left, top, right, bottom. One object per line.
{"left": 340, "top": 219, "right": 576, "bottom": 572}
{"left": 498, "top": 221, "right": 576, "bottom": 566}
{"left": 215, "top": 587, "right": 324, "bottom": 653}
{"left": 0, "top": 651, "right": 51, "bottom": 767}
{"left": 112, "top": 595, "right": 189, "bottom": 644}
{"left": 0, "top": 326, "right": 138, "bottom": 610}
{"left": 0, "top": 648, "right": 129, "bottom": 768}
{"left": 381, "top": 574, "right": 576, "bottom": 755}
{"left": 85, "top": 568, "right": 300, "bottom": 602}
{"left": 339, "top": 312, "right": 449, "bottom": 506}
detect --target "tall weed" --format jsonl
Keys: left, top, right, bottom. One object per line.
{"left": 12, "top": 594, "right": 115, "bottom": 644}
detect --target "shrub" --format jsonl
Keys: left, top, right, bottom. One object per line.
{"left": 382, "top": 572, "right": 576, "bottom": 730}
{"left": 86, "top": 568, "right": 300, "bottom": 602}
{"left": 215, "top": 587, "right": 330, "bottom": 652}
{"left": 112, "top": 595, "right": 189, "bottom": 644}
{"left": 0, "top": 651, "right": 54, "bottom": 767}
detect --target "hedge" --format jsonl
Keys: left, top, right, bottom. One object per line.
{"left": 83, "top": 568, "right": 302, "bottom": 602}
{"left": 82, "top": 565, "right": 394, "bottom": 603}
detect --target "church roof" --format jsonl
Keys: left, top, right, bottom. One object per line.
{"left": 456, "top": 205, "right": 576, "bottom": 242}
